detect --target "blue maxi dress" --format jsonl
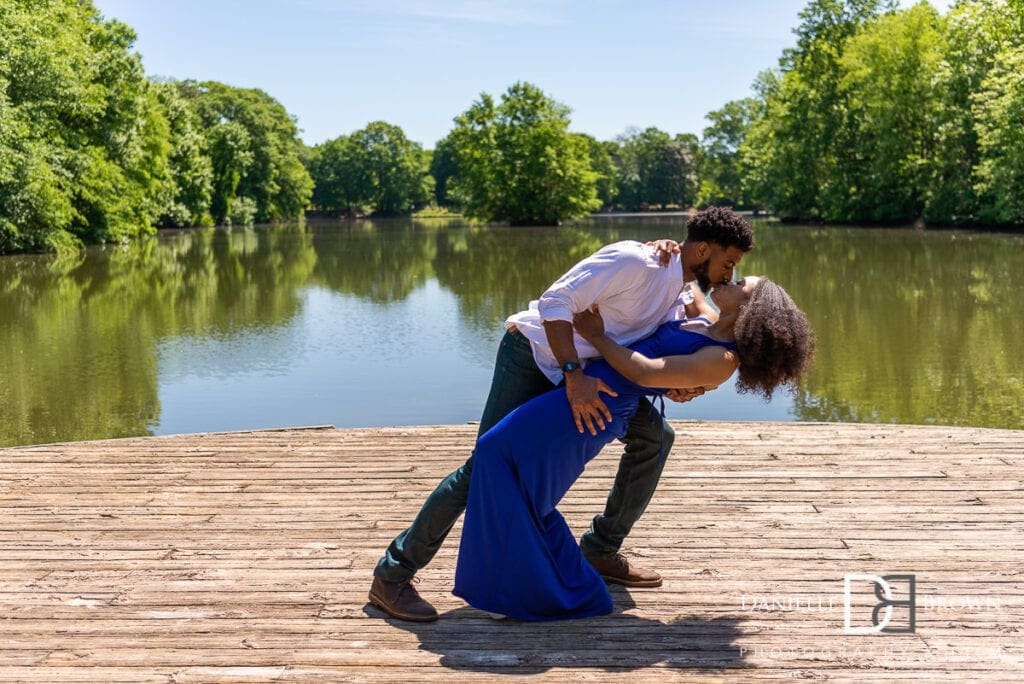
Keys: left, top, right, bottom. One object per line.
{"left": 453, "top": 320, "right": 736, "bottom": 621}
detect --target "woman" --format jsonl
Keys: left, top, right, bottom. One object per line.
{"left": 453, "top": 277, "right": 814, "bottom": 621}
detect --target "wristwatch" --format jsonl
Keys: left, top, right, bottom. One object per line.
{"left": 561, "top": 361, "right": 582, "bottom": 374}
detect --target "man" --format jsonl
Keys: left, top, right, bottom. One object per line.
{"left": 370, "top": 207, "right": 755, "bottom": 621}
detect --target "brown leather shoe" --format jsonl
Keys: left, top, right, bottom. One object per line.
{"left": 586, "top": 552, "right": 663, "bottom": 588}
{"left": 368, "top": 577, "right": 439, "bottom": 622}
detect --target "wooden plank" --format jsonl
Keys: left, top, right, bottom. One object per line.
{"left": 0, "top": 421, "right": 1021, "bottom": 680}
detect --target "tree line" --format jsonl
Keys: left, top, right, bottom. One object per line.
{"left": 2, "top": 0, "right": 1022, "bottom": 254}
{"left": 736, "top": 0, "right": 1024, "bottom": 225}
{"left": 308, "top": 86, "right": 705, "bottom": 225}
{"left": 313, "top": 0, "right": 1024, "bottom": 227}
{"left": 0, "top": 0, "right": 312, "bottom": 253}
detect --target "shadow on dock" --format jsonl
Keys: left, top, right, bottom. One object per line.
{"left": 371, "top": 587, "right": 747, "bottom": 674}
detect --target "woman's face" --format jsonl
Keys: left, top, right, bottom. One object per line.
{"left": 710, "top": 275, "right": 761, "bottom": 312}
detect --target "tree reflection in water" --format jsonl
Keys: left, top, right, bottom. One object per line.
{"left": 0, "top": 219, "right": 1019, "bottom": 446}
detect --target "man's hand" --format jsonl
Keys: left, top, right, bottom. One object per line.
{"left": 665, "top": 386, "right": 709, "bottom": 404}
{"left": 647, "top": 239, "right": 680, "bottom": 267}
{"left": 565, "top": 373, "right": 618, "bottom": 435}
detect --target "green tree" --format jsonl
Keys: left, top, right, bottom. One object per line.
{"left": 609, "top": 129, "right": 642, "bottom": 210}
{"left": 736, "top": 0, "right": 1023, "bottom": 225}
{"left": 836, "top": 2, "right": 944, "bottom": 221}
{"left": 448, "top": 82, "right": 600, "bottom": 225}
{"left": 577, "top": 133, "right": 617, "bottom": 209}
{"left": 308, "top": 122, "right": 431, "bottom": 216}
{"left": 926, "top": 0, "right": 1023, "bottom": 222}
{"left": 973, "top": 44, "right": 1024, "bottom": 223}
{"left": 613, "top": 127, "right": 698, "bottom": 210}
{"left": 741, "top": 0, "right": 894, "bottom": 219}
{"left": 700, "top": 98, "right": 762, "bottom": 208}
{"left": 152, "top": 80, "right": 213, "bottom": 227}
{"left": 207, "top": 121, "right": 253, "bottom": 225}
{"left": 0, "top": 0, "right": 175, "bottom": 252}
{"left": 664, "top": 133, "right": 700, "bottom": 208}
{"left": 429, "top": 134, "right": 460, "bottom": 208}
{"left": 308, "top": 135, "right": 353, "bottom": 214}
{"left": 178, "top": 80, "right": 313, "bottom": 223}
{"left": 647, "top": 139, "right": 698, "bottom": 208}
{"left": 346, "top": 122, "right": 432, "bottom": 216}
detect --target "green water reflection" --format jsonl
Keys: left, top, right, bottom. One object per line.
{"left": 0, "top": 219, "right": 1020, "bottom": 446}
{"left": 743, "top": 226, "right": 1024, "bottom": 427}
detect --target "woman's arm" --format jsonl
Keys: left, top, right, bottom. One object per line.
{"left": 593, "top": 337, "right": 737, "bottom": 389}
{"left": 685, "top": 286, "right": 719, "bottom": 322}
{"left": 574, "top": 309, "right": 737, "bottom": 389}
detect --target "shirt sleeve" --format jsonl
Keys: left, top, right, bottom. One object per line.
{"left": 536, "top": 242, "right": 650, "bottom": 323}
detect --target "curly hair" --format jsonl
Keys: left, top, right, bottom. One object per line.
{"left": 686, "top": 206, "right": 755, "bottom": 252}
{"left": 733, "top": 279, "right": 815, "bottom": 400}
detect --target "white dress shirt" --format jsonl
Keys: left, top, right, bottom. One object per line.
{"left": 505, "top": 240, "right": 688, "bottom": 384}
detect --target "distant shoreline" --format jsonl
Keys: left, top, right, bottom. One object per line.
{"left": 587, "top": 210, "right": 766, "bottom": 219}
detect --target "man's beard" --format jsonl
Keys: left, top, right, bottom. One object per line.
{"left": 691, "top": 258, "right": 713, "bottom": 291}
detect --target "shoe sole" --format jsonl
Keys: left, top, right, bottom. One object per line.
{"left": 600, "top": 574, "right": 663, "bottom": 588}
{"left": 367, "top": 590, "right": 439, "bottom": 622}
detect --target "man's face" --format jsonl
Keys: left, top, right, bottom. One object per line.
{"left": 692, "top": 244, "right": 746, "bottom": 290}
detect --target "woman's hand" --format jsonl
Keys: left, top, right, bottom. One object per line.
{"left": 573, "top": 306, "right": 606, "bottom": 341}
{"left": 646, "top": 239, "right": 680, "bottom": 267}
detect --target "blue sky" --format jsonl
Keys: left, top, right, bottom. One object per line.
{"left": 93, "top": 0, "right": 952, "bottom": 149}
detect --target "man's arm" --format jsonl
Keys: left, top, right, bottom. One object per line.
{"left": 543, "top": 320, "right": 618, "bottom": 436}
{"left": 535, "top": 243, "right": 648, "bottom": 435}
{"left": 536, "top": 243, "right": 647, "bottom": 324}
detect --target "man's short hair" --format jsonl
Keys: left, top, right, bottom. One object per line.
{"left": 686, "top": 207, "right": 754, "bottom": 252}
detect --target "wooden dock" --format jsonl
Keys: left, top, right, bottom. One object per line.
{"left": 1, "top": 422, "right": 1022, "bottom": 681}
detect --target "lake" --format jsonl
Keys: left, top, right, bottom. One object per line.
{"left": 1, "top": 217, "right": 1021, "bottom": 447}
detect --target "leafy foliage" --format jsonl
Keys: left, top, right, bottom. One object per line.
{"left": 834, "top": 2, "right": 944, "bottom": 221}
{"left": 448, "top": 82, "right": 600, "bottom": 225}
{"left": 429, "top": 134, "right": 460, "bottom": 209}
{"left": 0, "top": 0, "right": 173, "bottom": 251}
{"left": 568, "top": 134, "right": 615, "bottom": 210}
{"left": 741, "top": 0, "right": 896, "bottom": 219}
{"left": 308, "top": 122, "right": 431, "bottom": 217}
{"left": 177, "top": 80, "right": 313, "bottom": 224}
{"left": 700, "top": 98, "right": 762, "bottom": 209}
{"left": 6, "top": 0, "right": 1024, "bottom": 252}
{"left": 739, "top": 0, "right": 1024, "bottom": 226}
{"left": 611, "top": 127, "right": 698, "bottom": 211}
{"left": 0, "top": 0, "right": 311, "bottom": 252}
{"left": 152, "top": 81, "right": 214, "bottom": 228}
